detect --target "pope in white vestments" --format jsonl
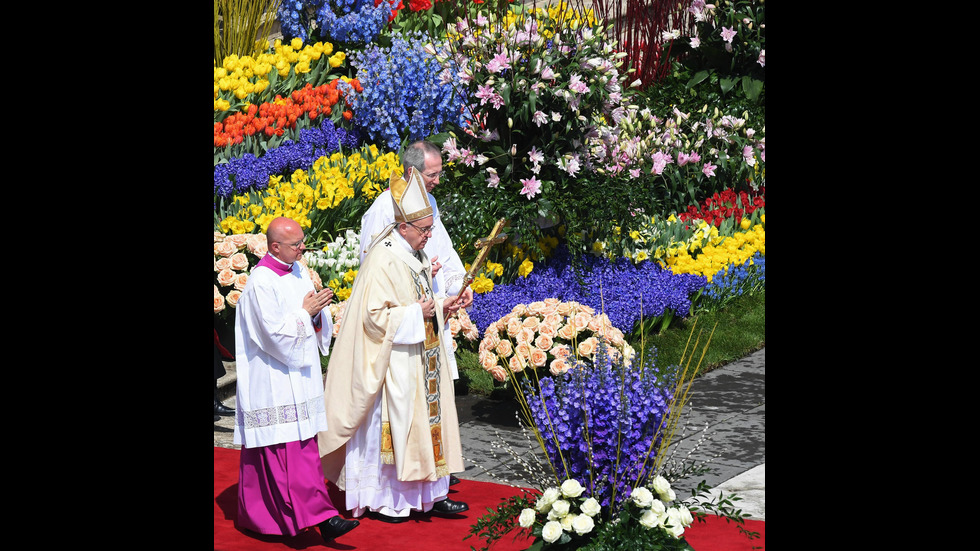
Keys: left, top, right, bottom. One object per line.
{"left": 318, "top": 168, "right": 468, "bottom": 523}
{"left": 357, "top": 140, "right": 473, "bottom": 381}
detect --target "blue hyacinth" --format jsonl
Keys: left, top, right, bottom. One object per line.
{"left": 469, "top": 246, "right": 707, "bottom": 336}
{"left": 213, "top": 121, "right": 361, "bottom": 198}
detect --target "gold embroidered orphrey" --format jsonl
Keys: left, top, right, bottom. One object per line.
{"left": 379, "top": 252, "right": 450, "bottom": 477}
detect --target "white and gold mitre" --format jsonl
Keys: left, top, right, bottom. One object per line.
{"left": 390, "top": 167, "right": 432, "bottom": 223}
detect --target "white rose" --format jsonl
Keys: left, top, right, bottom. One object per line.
{"left": 560, "top": 479, "right": 585, "bottom": 498}
{"left": 639, "top": 509, "right": 661, "bottom": 528}
{"left": 518, "top": 508, "right": 536, "bottom": 528}
{"left": 571, "top": 514, "right": 595, "bottom": 536}
{"left": 664, "top": 508, "right": 685, "bottom": 538}
{"left": 652, "top": 476, "right": 673, "bottom": 501}
{"left": 580, "top": 497, "right": 601, "bottom": 517}
{"left": 560, "top": 513, "right": 576, "bottom": 531}
{"left": 630, "top": 487, "right": 654, "bottom": 508}
{"left": 549, "top": 500, "right": 570, "bottom": 519}
{"left": 536, "top": 487, "right": 560, "bottom": 512}
{"left": 541, "top": 521, "right": 564, "bottom": 543}
{"left": 649, "top": 499, "right": 666, "bottom": 516}
{"left": 676, "top": 505, "right": 694, "bottom": 527}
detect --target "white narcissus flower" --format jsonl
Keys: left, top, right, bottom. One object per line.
{"left": 560, "top": 479, "right": 585, "bottom": 498}
{"left": 571, "top": 513, "right": 595, "bottom": 536}
{"left": 580, "top": 497, "right": 601, "bottom": 517}
{"left": 542, "top": 521, "right": 564, "bottom": 543}
{"left": 518, "top": 508, "right": 536, "bottom": 528}
{"left": 630, "top": 487, "right": 654, "bottom": 508}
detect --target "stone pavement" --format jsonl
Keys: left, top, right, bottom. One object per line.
{"left": 214, "top": 348, "right": 765, "bottom": 521}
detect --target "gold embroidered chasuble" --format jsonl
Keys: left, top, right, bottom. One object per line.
{"left": 318, "top": 230, "right": 463, "bottom": 488}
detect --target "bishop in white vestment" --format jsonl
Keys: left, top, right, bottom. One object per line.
{"left": 319, "top": 168, "right": 468, "bottom": 522}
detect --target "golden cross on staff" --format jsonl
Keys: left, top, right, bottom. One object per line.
{"left": 451, "top": 218, "right": 509, "bottom": 305}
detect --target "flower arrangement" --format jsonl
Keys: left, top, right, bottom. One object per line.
{"left": 340, "top": 30, "right": 469, "bottom": 151}
{"left": 476, "top": 299, "right": 635, "bottom": 384}
{"left": 467, "top": 333, "right": 758, "bottom": 550}
{"left": 468, "top": 245, "right": 705, "bottom": 341}
{"left": 447, "top": 306, "right": 481, "bottom": 353}
{"left": 214, "top": 119, "right": 361, "bottom": 199}
{"left": 216, "top": 142, "right": 401, "bottom": 237}
{"left": 214, "top": 38, "right": 350, "bottom": 117}
{"left": 509, "top": 477, "right": 697, "bottom": 550}
{"left": 213, "top": 231, "right": 268, "bottom": 319}
{"left": 432, "top": 2, "right": 635, "bottom": 253}
{"left": 214, "top": 79, "right": 361, "bottom": 152}
{"left": 304, "top": 229, "right": 361, "bottom": 301}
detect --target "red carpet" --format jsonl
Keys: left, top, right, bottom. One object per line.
{"left": 215, "top": 447, "right": 764, "bottom": 550}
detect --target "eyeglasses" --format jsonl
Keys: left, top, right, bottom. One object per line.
{"left": 276, "top": 239, "right": 306, "bottom": 249}
{"left": 408, "top": 223, "right": 434, "bottom": 236}
{"left": 423, "top": 170, "right": 444, "bottom": 180}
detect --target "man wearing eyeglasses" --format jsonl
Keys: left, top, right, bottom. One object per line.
{"left": 356, "top": 140, "right": 473, "bottom": 488}
{"left": 320, "top": 167, "right": 469, "bottom": 524}
{"left": 358, "top": 140, "right": 474, "bottom": 314}
{"left": 232, "top": 216, "right": 360, "bottom": 543}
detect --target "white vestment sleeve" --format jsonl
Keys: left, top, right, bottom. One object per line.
{"left": 315, "top": 310, "right": 333, "bottom": 354}
{"left": 243, "top": 279, "right": 317, "bottom": 369}
{"left": 391, "top": 302, "right": 426, "bottom": 345}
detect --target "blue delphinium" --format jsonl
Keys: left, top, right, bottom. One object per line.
{"left": 277, "top": 0, "right": 327, "bottom": 41}
{"left": 214, "top": 121, "right": 361, "bottom": 198}
{"left": 524, "top": 344, "right": 675, "bottom": 510}
{"left": 469, "top": 246, "right": 707, "bottom": 335}
{"left": 317, "top": 0, "right": 392, "bottom": 46}
{"left": 345, "top": 31, "right": 469, "bottom": 151}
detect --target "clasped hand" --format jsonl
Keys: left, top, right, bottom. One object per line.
{"left": 303, "top": 288, "right": 334, "bottom": 316}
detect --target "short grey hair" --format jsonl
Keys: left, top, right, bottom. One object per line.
{"left": 402, "top": 140, "right": 440, "bottom": 174}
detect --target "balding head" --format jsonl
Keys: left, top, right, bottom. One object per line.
{"left": 266, "top": 217, "right": 306, "bottom": 264}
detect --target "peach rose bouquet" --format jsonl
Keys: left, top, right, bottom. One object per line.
{"left": 476, "top": 299, "right": 635, "bottom": 385}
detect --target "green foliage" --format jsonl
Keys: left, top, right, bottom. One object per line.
{"left": 668, "top": 0, "right": 766, "bottom": 106}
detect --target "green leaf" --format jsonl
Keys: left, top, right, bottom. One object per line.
{"left": 741, "top": 76, "right": 764, "bottom": 102}
{"left": 720, "top": 77, "right": 737, "bottom": 95}
{"left": 686, "top": 69, "right": 711, "bottom": 89}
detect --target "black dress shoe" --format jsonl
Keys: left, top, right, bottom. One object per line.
{"left": 214, "top": 399, "right": 235, "bottom": 416}
{"left": 319, "top": 516, "right": 359, "bottom": 540}
{"left": 449, "top": 475, "right": 461, "bottom": 486}
{"left": 370, "top": 511, "right": 409, "bottom": 523}
{"left": 430, "top": 498, "right": 469, "bottom": 516}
